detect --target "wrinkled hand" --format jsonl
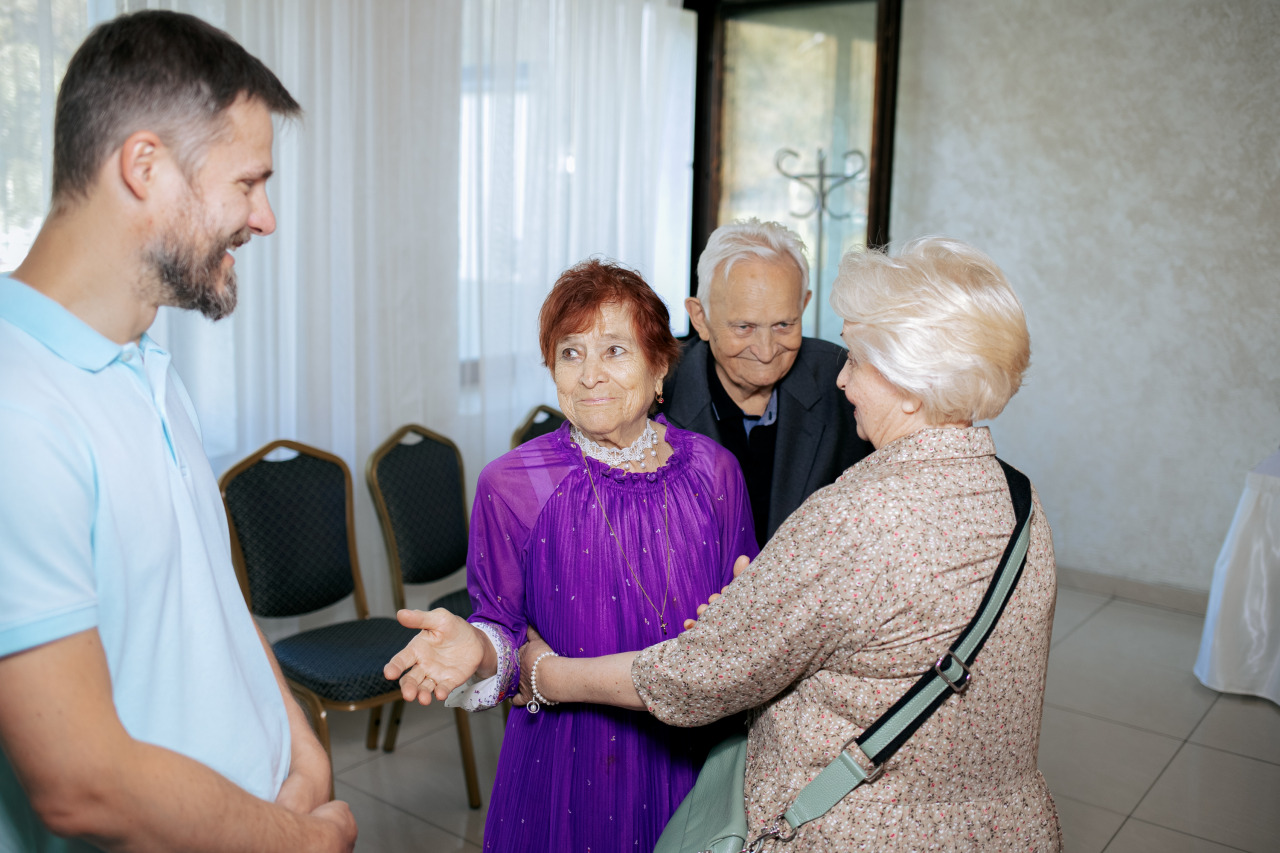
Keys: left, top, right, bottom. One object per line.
{"left": 383, "top": 608, "right": 485, "bottom": 705}
{"left": 682, "top": 554, "right": 750, "bottom": 631}
{"left": 512, "top": 626, "right": 554, "bottom": 708}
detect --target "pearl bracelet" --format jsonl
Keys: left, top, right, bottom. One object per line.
{"left": 527, "top": 650, "right": 559, "bottom": 714}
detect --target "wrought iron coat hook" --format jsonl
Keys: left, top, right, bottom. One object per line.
{"left": 775, "top": 148, "right": 867, "bottom": 221}
{"left": 774, "top": 147, "right": 868, "bottom": 338}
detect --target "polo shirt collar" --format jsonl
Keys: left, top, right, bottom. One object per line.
{"left": 0, "top": 275, "right": 148, "bottom": 372}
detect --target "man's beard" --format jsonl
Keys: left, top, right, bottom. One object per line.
{"left": 148, "top": 226, "right": 249, "bottom": 321}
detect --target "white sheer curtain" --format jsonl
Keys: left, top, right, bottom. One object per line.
{"left": 2, "top": 0, "right": 696, "bottom": 626}
{"left": 123, "top": 0, "right": 467, "bottom": 625}
{"left": 457, "top": 0, "right": 696, "bottom": 472}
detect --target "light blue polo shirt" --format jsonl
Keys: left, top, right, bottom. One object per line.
{"left": 0, "top": 276, "right": 290, "bottom": 851}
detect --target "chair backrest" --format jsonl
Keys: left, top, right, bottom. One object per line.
{"left": 511, "top": 404, "right": 566, "bottom": 449}
{"left": 367, "top": 425, "right": 469, "bottom": 610}
{"left": 220, "top": 440, "right": 370, "bottom": 619}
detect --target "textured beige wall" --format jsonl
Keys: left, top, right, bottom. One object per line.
{"left": 892, "top": 0, "right": 1280, "bottom": 591}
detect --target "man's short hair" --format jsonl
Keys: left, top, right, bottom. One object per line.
{"left": 52, "top": 9, "right": 301, "bottom": 209}
{"left": 695, "top": 218, "right": 810, "bottom": 316}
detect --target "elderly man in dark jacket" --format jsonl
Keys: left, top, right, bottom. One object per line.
{"left": 661, "top": 219, "right": 873, "bottom": 546}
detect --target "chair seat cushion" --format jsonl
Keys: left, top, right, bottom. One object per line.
{"left": 429, "top": 587, "right": 473, "bottom": 620}
{"left": 273, "top": 617, "right": 421, "bottom": 704}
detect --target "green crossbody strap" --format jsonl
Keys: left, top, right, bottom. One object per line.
{"left": 771, "top": 460, "right": 1034, "bottom": 838}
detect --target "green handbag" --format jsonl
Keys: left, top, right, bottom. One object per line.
{"left": 654, "top": 461, "right": 1033, "bottom": 853}
{"left": 653, "top": 733, "right": 749, "bottom": 853}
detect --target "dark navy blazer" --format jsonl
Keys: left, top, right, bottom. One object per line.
{"left": 661, "top": 337, "right": 873, "bottom": 542}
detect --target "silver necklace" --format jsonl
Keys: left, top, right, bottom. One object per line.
{"left": 571, "top": 421, "right": 659, "bottom": 470}
{"left": 580, "top": 447, "right": 674, "bottom": 635}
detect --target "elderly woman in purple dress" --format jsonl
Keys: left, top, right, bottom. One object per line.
{"left": 384, "top": 259, "right": 757, "bottom": 851}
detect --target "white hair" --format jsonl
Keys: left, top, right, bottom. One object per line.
{"left": 695, "top": 218, "right": 809, "bottom": 318}
{"left": 829, "top": 237, "right": 1031, "bottom": 424}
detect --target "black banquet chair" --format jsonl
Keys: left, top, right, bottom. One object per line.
{"left": 367, "top": 424, "right": 482, "bottom": 809}
{"left": 219, "top": 439, "right": 419, "bottom": 782}
{"left": 511, "top": 404, "right": 566, "bottom": 449}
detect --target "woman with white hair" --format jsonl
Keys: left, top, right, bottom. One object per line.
{"left": 514, "top": 236, "right": 1063, "bottom": 850}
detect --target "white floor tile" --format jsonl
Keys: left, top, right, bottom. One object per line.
{"left": 336, "top": 781, "right": 482, "bottom": 853}
{"left": 392, "top": 696, "right": 473, "bottom": 743}
{"left": 1053, "top": 794, "right": 1125, "bottom": 853}
{"left": 1133, "top": 743, "right": 1280, "bottom": 853}
{"left": 1045, "top": 647, "right": 1219, "bottom": 738}
{"left": 1104, "top": 819, "right": 1246, "bottom": 853}
{"left": 1051, "top": 588, "right": 1111, "bottom": 647}
{"left": 1044, "top": 600, "right": 1218, "bottom": 738}
{"left": 336, "top": 706, "right": 506, "bottom": 847}
{"left": 325, "top": 699, "right": 457, "bottom": 775}
{"left": 1062, "top": 600, "right": 1207, "bottom": 665}
{"left": 1190, "top": 693, "right": 1280, "bottom": 766}
{"left": 1038, "top": 705, "right": 1182, "bottom": 813}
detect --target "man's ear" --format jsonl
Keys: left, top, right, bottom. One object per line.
{"left": 118, "top": 130, "right": 166, "bottom": 201}
{"left": 686, "top": 296, "right": 711, "bottom": 342}
{"left": 801, "top": 288, "right": 813, "bottom": 312}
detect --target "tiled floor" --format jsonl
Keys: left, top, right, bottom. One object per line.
{"left": 1039, "top": 590, "right": 1280, "bottom": 852}
{"left": 325, "top": 587, "right": 1280, "bottom": 851}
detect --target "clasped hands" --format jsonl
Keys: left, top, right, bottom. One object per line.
{"left": 383, "top": 555, "right": 750, "bottom": 706}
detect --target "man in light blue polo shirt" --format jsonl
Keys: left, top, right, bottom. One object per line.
{"left": 0, "top": 11, "right": 356, "bottom": 852}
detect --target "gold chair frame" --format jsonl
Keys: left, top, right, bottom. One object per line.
{"left": 220, "top": 439, "right": 403, "bottom": 793}
{"left": 510, "top": 404, "right": 566, "bottom": 449}
{"left": 366, "top": 424, "right": 482, "bottom": 809}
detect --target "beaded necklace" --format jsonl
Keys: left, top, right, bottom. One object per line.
{"left": 571, "top": 422, "right": 659, "bottom": 470}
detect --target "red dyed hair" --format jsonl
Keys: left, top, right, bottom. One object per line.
{"left": 538, "top": 259, "right": 681, "bottom": 377}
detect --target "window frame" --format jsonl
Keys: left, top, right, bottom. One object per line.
{"left": 681, "top": 0, "right": 902, "bottom": 297}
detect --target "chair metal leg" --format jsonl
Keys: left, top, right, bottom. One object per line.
{"left": 453, "top": 707, "right": 482, "bottom": 809}
{"left": 317, "top": 707, "right": 335, "bottom": 801}
{"left": 366, "top": 704, "right": 384, "bottom": 751}
{"left": 382, "top": 699, "right": 406, "bottom": 753}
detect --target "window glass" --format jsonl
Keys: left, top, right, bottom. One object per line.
{"left": 720, "top": 1, "right": 876, "bottom": 343}
{"left": 0, "top": 0, "right": 94, "bottom": 272}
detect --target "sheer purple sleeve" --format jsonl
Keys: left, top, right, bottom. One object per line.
{"left": 465, "top": 465, "right": 532, "bottom": 702}
{"left": 465, "top": 442, "right": 572, "bottom": 703}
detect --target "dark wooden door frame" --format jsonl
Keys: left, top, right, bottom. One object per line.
{"left": 866, "top": 0, "right": 901, "bottom": 251}
{"left": 682, "top": 0, "right": 903, "bottom": 297}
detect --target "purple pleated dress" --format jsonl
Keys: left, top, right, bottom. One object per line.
{"left": 466, "top": 417, "right": 757, "bottom": 852}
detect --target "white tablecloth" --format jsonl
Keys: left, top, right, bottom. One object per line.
{"left": 1194, "top": 449, "right": 1280, "bottom": 705}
